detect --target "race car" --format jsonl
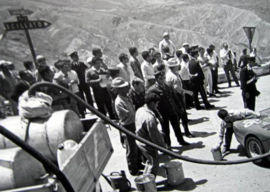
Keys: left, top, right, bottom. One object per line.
{"left": 233, "top": 108, "right": 270, "bottom": 165}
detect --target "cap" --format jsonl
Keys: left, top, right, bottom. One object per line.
{"left": 6, "top": 61, "right": 13, "bottom": 65}
{"left": 163, "top": 32, "right": 169, "bottom": 37}
{"left": 36, "top": 55, "right": 45, "bottom": 61}
{"left": 69, "top": 51, "right": 78, "bottom": 58}
{"left": 182, "top": 43, "right": 189, "bottom": 47}
{"left": 0, "top": 60, "right": 7, "bottom": 66}
{"left": 166, "top": 58, "right": 179, "bottom": 68}
{"left": 111, "top": 77, "right": 129, "bottom": 88}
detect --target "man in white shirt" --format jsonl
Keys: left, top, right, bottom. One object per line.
{"left": 165, "top": 58, "right": 194, "bottom": 137}
{"left": 198, "top": 47, "right": 214, "bottom": 96}
{"left": 179, "top": 54, "right": 194, "bottom": 108}
{"left": 206, "top": 45, "right": 221, "bottom": 94}
{"left": 141, "top": 51, "right": 156, "bottom": 90}
{"left": 159, "top": 32, "right": 176, "bottom": 60}
{"left": 117, "top": 53, "right": 134, "bottom": 84}
{"left": 219, "top": 43, "right": 240, "bottom": 87}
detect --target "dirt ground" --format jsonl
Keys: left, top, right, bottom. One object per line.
{"left": 100, "top": 74, "right": 270, "bottom": 192}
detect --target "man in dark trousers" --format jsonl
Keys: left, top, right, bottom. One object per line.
{"left": 85, "top": 57, "right": 116, "bottom": 119}
{"left": 240, "top": 56, "right": 260, "bottom": 111}
{"left": 238, "top": 48, "right": 249, "bottom": 69}
{"left": 113, "top": 77, "right": 143, "bottom": 175}
{"left": 148, "top": 69, "right": 189, "bottom": 147}
{"left": 188, "top": 50, "right": 214, "bottom": 110}
{"left": 219, "top": 43, "right": 240, "bottom": 87}
{"left": 69, "top": 51, "right": 94, "bottom": 107}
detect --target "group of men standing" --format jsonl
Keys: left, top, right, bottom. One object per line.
{"left": 0, "top": 31, "right": 261, "bottom": 178}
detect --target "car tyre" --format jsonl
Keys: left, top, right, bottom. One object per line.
{"left": 245, "top": 136, "right": 266, "bottom": 166}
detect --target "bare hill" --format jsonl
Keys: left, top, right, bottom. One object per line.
{"left": 0, "top": 0, "right": 270, "bottom": 69}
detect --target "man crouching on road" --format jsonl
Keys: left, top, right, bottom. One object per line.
{"left": 217, "top": 109, "right": 260, "bottom": 154}
{"left": 135, "top": 92, "right": 167, "bottom": 177}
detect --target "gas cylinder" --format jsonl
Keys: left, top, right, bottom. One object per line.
{"left": 0, "top": 110, "right": 84, "bottom": 162}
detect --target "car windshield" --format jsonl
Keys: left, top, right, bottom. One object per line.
{"left": 259, "top": 108, "right": 270, "bottom": 128}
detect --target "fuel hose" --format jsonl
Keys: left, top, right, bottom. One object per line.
{"left": 27, "top": 82, "right": 270, "bottom": 165}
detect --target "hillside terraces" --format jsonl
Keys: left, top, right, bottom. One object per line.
{"left": 0, "top": 0, "right": 270, "bottom": 70}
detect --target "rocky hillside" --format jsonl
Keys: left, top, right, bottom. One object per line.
{"left": 0, "top": 0, "right": 270, "bottom": 69}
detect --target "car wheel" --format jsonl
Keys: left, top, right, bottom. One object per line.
{"left": 245, "top": 136, "right": 266, "bottom": 166}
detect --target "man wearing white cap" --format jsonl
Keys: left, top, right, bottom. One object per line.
{"left": 158, "top": 31, "right": 176, "bottom": 60}
{"left": 112, "top": 77, "right": 143, "bottom": 176}
{"left": 179, "top": 43, "right": 190, "bottom": 55}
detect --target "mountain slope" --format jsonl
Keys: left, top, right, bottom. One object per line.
{"left": 0, "top": 0, "right": 269, "bottom": 69}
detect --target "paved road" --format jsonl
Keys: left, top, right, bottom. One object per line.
{"left": 101, "top": 75, "right": 270, "bottom": 192}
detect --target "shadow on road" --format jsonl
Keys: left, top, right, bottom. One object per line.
{"left": 158, "top": 142, "right": 205, "bottom": 163}
{"left": 188, "top": 117, "right": 209, "bottom": 125}
{"left": 191, "top": 131, "right": 216, "bottom": 138}
{"left": 156, "top": 178, "right": 208, "bottom": 191}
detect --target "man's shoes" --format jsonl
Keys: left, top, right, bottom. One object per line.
{"left": 205, "top": 104, "right": 215, "bottom": 109}
{"left": 185, "top": 133, "right": 195, "bottom": 138}
{"left": 179, "top": 141, "right": 190, "bottom": 146}
{"left": 228, "top": 85, "right": 232, "bottom": 88}
{"left": 215, "top": 90, "right": 222, "bottom": 94}
{"left": 196, "top": 106, "right": 204, "bottom": 110}
{"left": 209, "top": 93, "right": 217, "bottom": 97}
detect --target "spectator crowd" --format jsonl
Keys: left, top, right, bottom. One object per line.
{"left": 0, "top": 31, "right": 261, "bottom": 177}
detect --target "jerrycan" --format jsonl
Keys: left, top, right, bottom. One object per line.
{"left": 211, "top": 147, "right": 223, "bottom": 161}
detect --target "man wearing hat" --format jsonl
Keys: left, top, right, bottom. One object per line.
{"left": 148, "top": 67, "right": 190, "bottom": 147}
{"left": 165, "top": 58, "right": 194, "bottom": 138}
{"left": 189, "top": 50, "right": 215, "bottom": 110}
{"left": 112, "top": 77, "right": 143, "bottom": 175}
{"left": 179, "top": 43, "right": 190, "bottom": 55}
{"left": 70, "top": 51, "right": 94, "bottom": 107}
{"left": 159, "top": 31, "right": 176, "bottom": 60}
{"left": 240, "top": 56, "right": 260, "bottom": 111}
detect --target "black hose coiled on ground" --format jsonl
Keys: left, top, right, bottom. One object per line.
{"left": 27, "top": 82, "right": 270, "bottom": 165}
